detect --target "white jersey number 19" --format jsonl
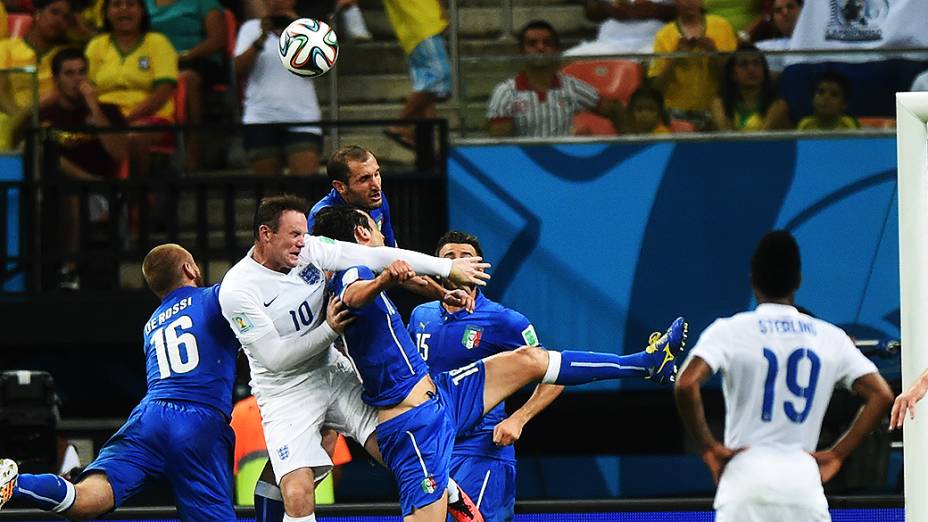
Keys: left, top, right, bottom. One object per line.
{"left": 761, "top": 347, "right": 821, "bottom": 423}
{"left": 152, "top": 316, "right": 200, "bottom": 378}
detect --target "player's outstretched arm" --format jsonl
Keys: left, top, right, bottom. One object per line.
{"left": 675, "top": 356, "right": 740, "bottom": 484}
{"left": 306, "top": 235, "right": 490, "bottom": 286}
{"left": 891, "top": 368, "right": 928, "bottom": 430}
{"left": 340, "top": 261, "right": 417, "bottom": 308}
{"left": 813, "top": 372, "right": 893, "bottom": 482}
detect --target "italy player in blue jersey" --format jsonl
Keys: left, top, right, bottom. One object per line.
{"left": 408, "top": 231, "right": 561, "bottom": 522}
{"left": 0, "top": 244, "right": 240, "bottom": 521}
{"left": 307, "top": 145, "right": 397, "bottom": 247}
{"left": 313, "top": 206, "right": 687, "bottom": 521}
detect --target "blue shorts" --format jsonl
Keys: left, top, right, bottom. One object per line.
{"left": 408, "top": 35, "right": 451, "bottom": 99}
{"left": 449, "top": 455, "right": 516, "bottom": 522}
{"left": 376, "top": 362, "right": 487, "bottom": 515}
{"left": 80, "top": 399, "right": 235, "bottom": 521}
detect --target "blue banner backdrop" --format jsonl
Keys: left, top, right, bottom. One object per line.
{"left": 448, "top": 137, "right": 899, "bottom": 391}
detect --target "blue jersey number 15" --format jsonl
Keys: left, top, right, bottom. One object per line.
{"left": 761, "top": 347, "right": 821, "bottom": 423}
{"left": 152, "top": 316, "right": 200, "bottom": 379}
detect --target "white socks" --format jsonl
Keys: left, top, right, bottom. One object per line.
{"left": 283, "top": 513, "right": 316, "bottom": 522}
{"left": 542, "top": 350, "right": 561, "bottom": 384}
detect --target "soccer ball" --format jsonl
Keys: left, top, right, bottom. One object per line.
{"left": 278, "top": 18, "right": 338, "bottom": 78}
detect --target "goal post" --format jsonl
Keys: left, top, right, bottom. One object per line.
{"left": 897, "top": 92, "right": 928, "bottom": 522}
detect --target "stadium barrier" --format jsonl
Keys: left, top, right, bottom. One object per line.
{"left": 0, "top": 497, "right": 905, "bottom": 521}
{"left": 0, "top": 119, "right": 449, "bottom": 294}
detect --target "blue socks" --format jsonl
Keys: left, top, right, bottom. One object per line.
{"left": 14, "top": 474, "right": 75, "bottom": 513}
{"left": 542, "top": 350, "right": 653, "bottom": 385}
{"left": 254, "top": 480, "right": 285, "bottom": 522}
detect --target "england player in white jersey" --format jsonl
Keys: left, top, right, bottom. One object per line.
{"left": 219, "top": 195, "right": 489, "bottom": 522}
{"left": 675, "top": 230, "right": 892, "bottom": 522}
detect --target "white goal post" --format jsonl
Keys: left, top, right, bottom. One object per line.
{"left": 897, "top": 92, "right": 928, "bottom": 522}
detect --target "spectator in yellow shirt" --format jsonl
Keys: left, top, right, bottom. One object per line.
{"left": 648, "top": 0, "right": 737, "bottom": 131}
{"left": 710, "top": 44, "right": 790, "bottom": 131}
{"left": 85, "top": 0, "right": 178, "bottom": 176}
{"left": 797, "top": 72, "right": 860, "bottom": 131}
{"left": 624, "top": 86, "right": 670, "bottom": 135}
{"left": 0, "top": 0, "right": 71, "bottom": 149}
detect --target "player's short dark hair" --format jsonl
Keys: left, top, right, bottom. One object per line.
{"left": 51, "top": 47, "right": 87, "bottom": 76}
{"left": 101, "top": 0, "right": 151, "bottom": 34}
{"left": 327, "top": 145, "right": 372, "bottom": 185}
{"left": 815, "top": 71, "right": 850, "bottom": 101}
{"left": 253, "top": 194, "right": 309, "bottom": 240}
{"left": 142, "top": 243, "right": 190, "bottom": 299}
{"left": 518, "top": 20, "right": 560, "bottom": 50}
{"left": 751, "top": 230, "right": 801, "bottom": 299}
{"left": 435, "top": 230, "right": 483, "bottom": 258}
{"left": 312, "top": 205, "right": 371, "bottom": 243}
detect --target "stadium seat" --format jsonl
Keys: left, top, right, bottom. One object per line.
{"left": 7, "top": 14, "right": 32, "bottom": 38}
{"left": 572, "top": 112, "right": 617, "bottom": 136}
{"left": 858, "top": 117, "right": 895, "bottom": 129}
{"left": 563, "top": 60, "right": 642, "bottom": 136}
{"left": 669, "top": 119, "right": 696, "bottom": 133}
{"left": 562, "top": 59, "right": 643, "bottom": 104}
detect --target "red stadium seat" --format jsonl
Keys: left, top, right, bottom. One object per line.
{"left": 562, "top": 59, "right": 643, "bottom": 104}
{"left": 563, "top": 60, "right": 642, "bottom": 136}
{"left": 669, "top": 119, "right": 696, "bottom": 133}
{"left": 7, "top": 14, "right": 32, "bottom": 38}
{"left": 858, "top": 117, "right": 895, "bottom": 129}
{"left": 572, "top": 112, "right": 618, "bottom": 136}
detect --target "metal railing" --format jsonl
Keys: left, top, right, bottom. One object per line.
{"left": 0, "top": 119, "right": 449, "bottom": 295}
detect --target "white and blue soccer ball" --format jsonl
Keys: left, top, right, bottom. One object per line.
{"left": 278, "top": 18, "right": 339, "bottom": 78}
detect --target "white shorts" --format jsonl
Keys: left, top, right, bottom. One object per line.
{"left": 716, "top": 503, "right": 830, "bottom": 522}
{"left": 715, "top": 446, "right": 829, "bottom": 521}
{"left": 257, "top": 349, "right": 378, "bottom": 483}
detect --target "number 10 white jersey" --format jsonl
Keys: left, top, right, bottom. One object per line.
{"left": 686, "top": 303, "right": 877, "bottom": 453}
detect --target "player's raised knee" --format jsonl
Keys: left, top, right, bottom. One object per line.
{"left": 512, "top": 346, "right": 549, "bottom": 377}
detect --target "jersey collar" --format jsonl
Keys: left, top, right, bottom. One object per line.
{"left": 755, "top": 302, "right": 799, "bottom": 314}
{"left": 327, "top": 188, "right": 346, "bottom": 205}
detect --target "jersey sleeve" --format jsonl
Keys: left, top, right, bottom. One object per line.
{"left": 302, "top": 235, "right": 452, "bottom": 277}
{"left": 234, "top": 19, "right": 261, "bottom": 57}
{"left": 486, "top": 81, "right": 514, "bottom": 120}
{"left": 497, "top": 308, "right": 540, "bottom": 351}
{"left": 684, "top": 319, "right": 729, "bottom": 373}
{"left": 149, "top": 33, "right": 179, "bottom": 86}
{"left": 330, "top": 265, "right": 376, "bottom": 302}
{"left": 647, "top": 23, "right": 674, "bottom": 78}
{"left": 217, "top": 284, "right": 277, "bottom": 347}
{"left": 566, "top": 75, "right": 600, "bottom": 111}
{"left": 834, "top": 333, "right": 879, "bottom": 390}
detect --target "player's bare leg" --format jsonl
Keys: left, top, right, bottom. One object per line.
{"left": 279, "top": 467, "right": 318, "bottom": 519}
{"left": 481, "top": 346, "right": 550, "bottom": 415}
{"left": 405, "top": 489, "right": 449, "bottom": 522}
{"left": 66, "top": 474, "right": 116, "bottom": 521}
{"left": 0, "top": 460, "right": 114, "bottom": 520}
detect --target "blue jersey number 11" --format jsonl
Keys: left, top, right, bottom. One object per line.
{"left": 761, "top": 347, "right": 821, "bottom": 423}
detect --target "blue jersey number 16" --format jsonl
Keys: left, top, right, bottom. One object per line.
{"left": 761, "top": 347, "right": 821, "bottom": 423}
{"left": 152, "top": 316, "right": 200, "bottom": 379}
